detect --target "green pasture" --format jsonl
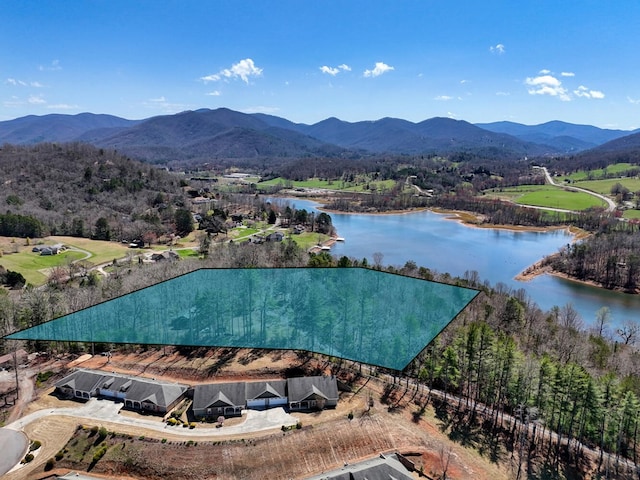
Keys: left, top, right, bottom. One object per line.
{"left": 486, "top": 185, "right": 605, "bottom": 210}
{"left": 0, "top": 236, "right": 131, "bottom": 286}
{"left": 257, "top": 177, "right": 398, "bottom": 193}
{"left": 0, "top": 249, "right": 86, "bottom": 285}
{"left": 562, "top": 163, "right": 637, "bottom": 182}
{"left": 572, "top": 178, "right": 640, "bottom": 195}
{"left": 623, "top": 209, "right": 640, "bottom": 220}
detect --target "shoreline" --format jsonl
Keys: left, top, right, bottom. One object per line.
{"left": 516, "top": 257, "right": 639, "bottom": 295}
{"left": 273, "top": 194, "right": 627, "bottom": 294}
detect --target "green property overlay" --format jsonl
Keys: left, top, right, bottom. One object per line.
{"left": 5, "top": 268, "right": 479, "bottom": 371}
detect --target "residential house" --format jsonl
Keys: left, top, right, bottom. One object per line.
{"left": 266, "top": 232, "right": 284, "bottom": 242}
{"left": 54, "top": 370, "right": 108, "bottom": 400}
{"left": 303, "top": 453, "right": 413, "bottom": 480}
{"left": 287, "top": 376, "right": 339, "bottom": 411}
{"left": 245, "top": 380, "right": 287, "bottom": 409}
{"left": 55, "top": 369, "right": 187, "bottom": 414}
{"left": 192, "top": 382, "right": 246, "bottom": 419}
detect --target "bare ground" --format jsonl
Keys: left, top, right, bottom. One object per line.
{"left": 2, "top": 347, "right": 513, "bottom": 480}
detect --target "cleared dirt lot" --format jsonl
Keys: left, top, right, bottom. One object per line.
{"left": 1, "top": 348, "right": 513, "bottom": 480}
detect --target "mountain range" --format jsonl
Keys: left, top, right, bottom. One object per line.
{"left": 1, "top": 108, "right": 638, "bottom": 165}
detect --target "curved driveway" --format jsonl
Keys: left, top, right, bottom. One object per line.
{"left": 5, "top": 398, "right": 299, "bottom": 438}
{"left": 0, "top": 429, "right": 28, "bottom": 476}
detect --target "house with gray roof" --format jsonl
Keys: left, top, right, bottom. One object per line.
{"left": 55, "top": 369, "right": 187, "bottom": 414}
{"left": 304, "top": 453, "right": 413, "bottom": 480}
{"left": 245, "top": 380, "right": 287, "bottom": 409}
{"left": 192, "top": 382, "right": 246, "bottom": 419}
{"left": 55, "top": 369, "right": 107, "bottom": 400}
{"left": 287, "top": 376, "right": 338, "bottom": 411}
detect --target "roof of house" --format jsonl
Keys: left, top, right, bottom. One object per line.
{"left": 287, "top": 376, "right": 339, "bottom": 403}
{"left": 193, "top": 382, "right": 247, "bottom": 410}
{"left": 55, "top": 370, "right": 106, "bottom": 393}
{"left": 245, "top": 380, "right": 287, "bottom": 400}
{"left": 304, "top": 453, "right": 413, "bottom": 480}
{"left": 55, "top": 369, "right": 187, "bottom": 408}
{"left": 125, "top": 378, "right": 187, "bottom": 407}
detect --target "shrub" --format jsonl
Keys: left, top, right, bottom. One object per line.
{"left": 296, "top": 422, "right": 302, "bottom": 429}
{"left": 55, "top": 450, "right": 64, "bottom": 460}
{"left": 93, "top": 445, "right": 108, "bottom": 462}
{"left": 22, "top": 453, "right": 34, "bottom": 464}
{"left": 161, "top": 438, "right": 167, "bottom": 444}
{"left": 189, "top": 422, "right": 196, "bottom": 429}
{"left": 167, "top": 417, "right": 178, "bottom": 426}
{"left": 97, "top": 426, "right": 108, "bottom": 441}
{"left": 44, "top": 458, "right": 55, "bottom": 471}
{"left": 347, "top": 411, "right": 354, "bottom": 420}
{"left": 30, "top": 440, "right": 42, "bottom": 451}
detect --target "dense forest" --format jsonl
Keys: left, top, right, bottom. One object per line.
{"left": 0, "top": 143, "right": 190, "bottom": 242}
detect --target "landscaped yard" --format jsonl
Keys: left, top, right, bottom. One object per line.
{"left": 485, "top": 185, "right": 605, "bottom": 210}
{"left": 0, "top": 236, "right": 132, "bottom": 286}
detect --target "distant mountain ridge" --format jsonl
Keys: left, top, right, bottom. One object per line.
{"left": 476, "top": 120, "right": 637, "bottom": 153}
{"left": 1, "top": 109, "right": 638, "bottom": 165}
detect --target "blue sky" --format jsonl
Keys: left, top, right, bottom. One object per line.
{"left": 2, "top": 0, "right": 639, "bottom": 129}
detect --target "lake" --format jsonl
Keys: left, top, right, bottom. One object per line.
{"left": 272, "top": 197, "right": 640, "bottom": 329}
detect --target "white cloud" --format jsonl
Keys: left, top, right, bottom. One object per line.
{"left": 206, "top": 91, "right": 221, "bottom": 96}
{"left": 525, "top": 74, "right": 570, "bottom": 101}
{"left": 460, "top": 79, "right": 469, "bottom": 84}
{"left": 496, "top": 91, "right": 511, "bottom": 96}
{"left": 39, "top": 59, "right": 61, "bottom": 71}
{"left": 320, "top": 66, "right": 340, "bottom": 76}
{"left": 149, "top": 96, "right": 166, "bottom": 102}
{"left": 628, "top": 97, "right": 640, "bottom": 105}
{"left": 363, "top": 62, "right": 394, "bottom": 77}
{"left": 490, "top": 44, "right": 505, "bottom": 54}
{"left": 434, "top": 95, "right": 453, "bottom": 101}
{"left": 47, "top": 103, "right": 79, "bottom": 110}
{"left": 561, "top": 72, "right": 575, "bottom": 77}
{"left": 201, "top": 58, "right": 263, "bottom": 84}
{"left": 28, "top": 94, "right": 46, "bottom": 105}
{"left": 538, "top": 69, "right": 551, "bottom": 75}
{"left": 320, "top": 64, "right": 351, "bottom": 76}
{"left": 574, "top": 85, "right": 605, "bottom": 99}
{"left": 6, "top": 78, "right": 44, "bottom": 88}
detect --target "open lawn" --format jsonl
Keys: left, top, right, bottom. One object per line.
{"left": 561, "top": 163, "right": 638, "bottom": 182}
{"left": 0, "top": 236, "right": 131, "bottom": 286}
{"left": 623, "top": 209, "right": 640, "bottom": 219}
{"left": 485, "top": 185, "right": 605, "bottom": 210}
{"left": 572, "top": 178, "right": 640, "bottom": 196}
{"left": 290, "top": 232, "right": 330, "bottom": 250}
{"left": 257, "top": 177, "right": 399, "bottom": 193}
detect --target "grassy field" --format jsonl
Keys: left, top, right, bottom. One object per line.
{"left": 623, "top": 209, "right": 640, "bottom": 219}
{"left": 257, "top": 177, "right": 399, "bottom": 193}
{"left": 571, "top": 178, "right": 640, "bottom": 195}
{"left": 486, "top": 185, "right": 605, "bottom": 210}
{"left": 290, "top": 232, "right": 330, "bottom": 250}
{"left": 562, "top": 163, "right": 637, "bottom": 181}
{"left": 0, "top": 236, "right": 131, "bottom": 286}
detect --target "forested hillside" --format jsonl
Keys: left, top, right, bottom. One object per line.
{"left": 0, "top": 143, "right": 188, "bottom": 241}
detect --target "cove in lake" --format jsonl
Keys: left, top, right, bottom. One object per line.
{"left": 272, "top": 198, "right": 640, "bottom": 329}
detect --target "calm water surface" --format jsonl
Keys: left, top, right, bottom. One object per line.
{"left": 274, "top": 198, "right": 640, "bottom": 328}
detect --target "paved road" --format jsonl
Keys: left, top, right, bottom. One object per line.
{"left": 5, "top": 398, "right": 299, "bottom": 438}
{"left": 0, "top": 428, "right": 28, "bottom": 476}
{"left": 536, "top": 166, "right": 617, "bottom": 213}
